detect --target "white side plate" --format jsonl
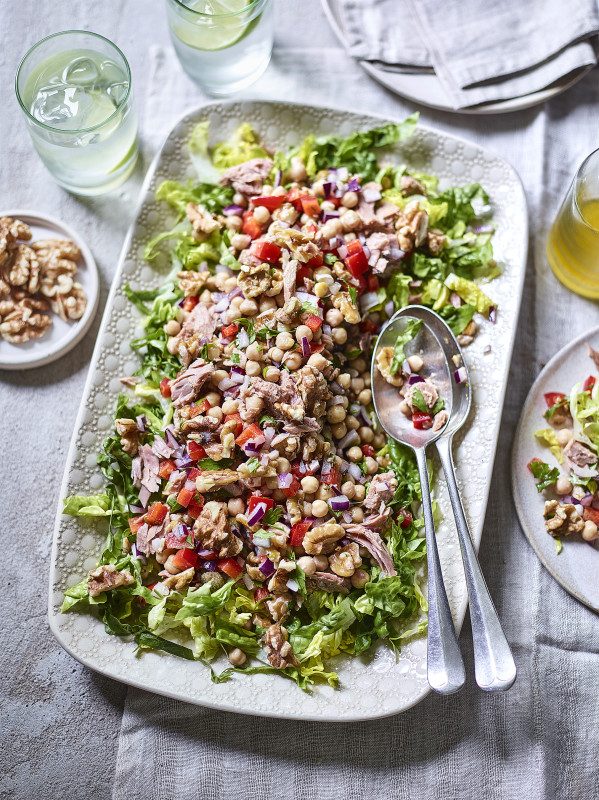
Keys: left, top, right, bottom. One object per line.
{"left": 48, "top": 101, "right": 528, "bottom": 720}
{"left": 512, "top": 325, "right": 599, "bottom": 612}
{"left": 0, "top": 210, "right": 99, "bottom": 370}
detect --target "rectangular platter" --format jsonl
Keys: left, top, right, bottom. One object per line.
{"left": 48, "top": 100, "right": 528, "bottom": 721}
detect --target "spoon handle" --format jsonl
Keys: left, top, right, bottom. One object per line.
{"left": 414, "top": 446, "right": 465, "bottom": 694}
{"left": 435, "top": 436, "right": 517, "bottom": 692}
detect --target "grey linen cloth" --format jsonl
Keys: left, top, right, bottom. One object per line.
{"left": 339, "top": 0, "right": 599, "bottom": 107}
{"left": 109, "top": 44, "right": 599, "bottom": 800}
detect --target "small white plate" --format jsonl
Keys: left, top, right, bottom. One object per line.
{"left": 0, "top": 210, "right": 99, "bottom": 371}
{"left": 322, "top": 0, "right": 592, "bottom": 115}
{"left": 512, "top": 325, "right": 599, "bottom": 612}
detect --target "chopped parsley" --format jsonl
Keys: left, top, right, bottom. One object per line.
{"left": 263, "top": 507, "right": 283, "bottom": 526}
{"left": 529, "top": 459, "right": 560, "bottom": 492}
{"left": 246, "top": 457, "right": 259, "bottom": 473}
{"left": 390, "top": 319, "right": 422, "bottom": 375}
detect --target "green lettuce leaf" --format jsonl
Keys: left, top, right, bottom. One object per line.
{"left": 390, "top": 318, "right": 422, "bottom": 375}
{"left": 444, "top": 273, "right": 494, "bottom": 316}
{"left": 534, "top": 428, "right": 563, "bottom": 464}
{"left": 212, "top": 123, "right": 269, "bottom": 170}
{"left": 438, "top": 303, "right": 476, "bottom": 335}
{"left": 174, "top": 580, "right": 236, "bottom": 621}
{"left": 63, "top": 494, "right": 111, "bottom": 517}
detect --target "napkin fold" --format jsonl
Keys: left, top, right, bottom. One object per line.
{"left": 339, "top": 0, "right": 599, "bottom": 108}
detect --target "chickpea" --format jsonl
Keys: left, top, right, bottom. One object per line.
{"left": 312, "top": 554, "right": 329, "bottom": 570}
{"left": 326, "top": 308, "right": 344, "bottom": 326}
{"left": 155, "top": 547, "right": 174, "bottom": 565}
{"left": 164, "top": 554, "right": 182, "bottom": 575}
{"left": 228, "top": 648, "right": 247, "bottom": 667}
{"left": 572, "top": 485, "right": 586, "bottom": 500}
{"left": 264, "top": 366, "right": 281, "bottom": 382}
{"left": 364, "top": 457, "right": 378, "bottom": 474}
{"left": 276, "top": 332, "right": 295, "bottom": 351}
{"left": 245, "top": 396, "right": 264, "bottom": 414}
{"left": 222, "top": 398, "right": 239, "bottom": 415}
{"left": 341, "top": 481, "right": 355, "bottom": 499}
{"left": 253, "top": 205, "right": 270, "bottom": 225}
{"left": 341, "top": 210, "right": 360, "bottom": 230}
{"left": 359, "top": 426, "right": 374, "bottom": 443}
{"left": 231, "top": 295, "right": 244, "bottom": 311}
{"left": 332, "top": 327, "right": 348, "bottom": 345}
{"left": 350, "top": 357, "right": 366, "bottom": 372}
{"left": 164, "top": 319, "right": 181, "bottom": 336}
{"left": 347, "top": 446, "right": 363, "bottom": 462}
{"left": 233, "top": 192, "right": 247, "bottom": 207}
{"left": 350, "top": 379, "right": 365, "bottom": 396}
{"left": 327, "top": 405, "right": 347, "bottom": 424}
{"left": 269, "top": 347, "right": 284, "bottom": 363}
{"left": 351, "top": 507, "right": 364, "bottom": 523}
{"left": 407, "top": 355, "right": 424, "bottom": 372}
{"left": 167, "top": 336, "right": 179, "bottom": 355}
{"left": 297, "top": 555, "right": 316, "bottom": 576}
{"left": 201, "top": 572, "right": 225, "bottom": 589}
{"left": 317, "top": 485, "right": 334, "bottom": 501}
{"left": 556, "top": 428, "right": 573, "bottom": 446}
{"left": 223, "top": 276, "right": 238, "bottom": 293}
{"left": 207, "top": 406, "right": 223, "bottom": 422}
{"left": 261, "top": 184, "right": 274, "bottom": 196}
{"left": 363, "top": 374, "right": 372, "bottom": 388}
{"left": 312, "top": 499, "right": 329, "bottom": 517}
{"left": 207, "top": 344, "right": 221, "bottom": 361}
{"left": 284, "top": 352, "right": 303, "bottom": 370}
{"left": 205, "top": 391, "right": 221, "bottom": 407}
{"left": 399, "top": 400, "right": 411, "bottom": 416}
{"left": 373, "top": 432, "right": 385, "bottom": 449}
{"left": 351, "top": 569, "right": 370, "bottom": 589}
{"left": 321, "top": 200, "right": 336, "bottom": 213}
{"left": 225, "top": 215, "right": 243, "bottom": 231}
{"left": 275, "top": 292, "right": 286, "bottom": 307}
{"left": 272, "top": 185, "right": 287, "bottom": 196}
{"left": 289, "top": 156, "right": 307, "bottom": 182}
{"left": 231, "top": 233, "right": 251, "bottom": 250}
{"left": 331, "top": 422, "right": 347, "bottom": 439}
{"left": 342, "top": 191, "right": 359, "bottom": 208}
{"left": 346, "top": 416, "right": 360, "bottom": 430}
{"left": 295, "top": 324, "right": 313, "bottom": 343}
{"left": 555, "top": 476, "right": 573, "bottom": 495}
{"left": 245, "top": 343, "right": 263, "bottom": 361}
{"left": 301, "top": 476, "right": 319, "bottom": 494}
{"left": 212, "top": 368, "right": 228, "bottom": 386}
{"left": 228, "top": 497, "right": 245, "bottom": 516}
{"left": 260, "top": 297, "right": 277, "bottom": 312}
{"left": 308, "top": 353, "right": 328, "bottom": 371}
{"left": 239, "top": 298, "right": 258, "bottom": 316}
{"left": 337, "top": 372, "right": 351, "bottom": 389}
{"left": 302, "top": 501, "right": 313, "bottom": 516}
{"left": 321, "top": 219, "right": 343, "bottom": 239}
{"left": 277, "top": 457, "right": 291, "bottom": 473}
{"left": 353, "top": 484, "right": 366, "bottom": 501}
{"left": 358, "top": 389, "right": 373, "bottom": 406}
{"left": 314, "top": 281, "right": 329, "bottom": 298}
{"left": 245, "top": 360, "right": 262, "bottom": 377}
{"left": 582, "top": 520, "right": 599, "bottom": 542}
{"left": 312, "top": 180, "right": 325, "bottom": 197}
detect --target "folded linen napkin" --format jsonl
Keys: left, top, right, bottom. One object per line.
{"left": 339, "top": 0, "right": 599, "bottom": 108}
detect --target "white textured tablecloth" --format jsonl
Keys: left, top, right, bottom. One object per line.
{"left": 2, "top": 2, "right": 599, "bottom": 799}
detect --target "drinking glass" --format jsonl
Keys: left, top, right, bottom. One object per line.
{"left": 547, "top": 148, "right": 599, "bottom": 299}
{"left": 166, "top": 0, "right": 274, "bottom": 96}
{"left": 15, "top": 31, "right": 138, "bottom": 196}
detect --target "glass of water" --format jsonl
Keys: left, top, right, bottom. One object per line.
{"left": 166, "top": 0, "right": 274, "bottom": 96}
{"left": 15, "top": 31, "right": 138, "bottom": 196}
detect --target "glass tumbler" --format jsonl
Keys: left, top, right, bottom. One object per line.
{"left": 547, "top": 148, "right": 599, "bottom": 299}
{"left": 15, "top": 30, "right": 138, "bottom": 196}
{"left": 166, "top": 0, "right": 274, "bottom": 96}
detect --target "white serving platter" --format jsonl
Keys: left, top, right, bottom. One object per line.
{"left": 321, "top": 0, "right": 591, "bottom": 115}
{"left": 512, "top": 325, "right": 599, "bottom": 612}
{"left": 48, "top": 100, "right": 528, "bottom": 720}
{"left": 0, "top": 210, "right": 99, "bottom": 370}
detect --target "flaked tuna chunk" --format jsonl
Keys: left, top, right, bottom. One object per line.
{"left": 306, "top": 572, "right": 351, "bottom": 594}
{"left": 170, "top": 360, "right": 214, "bottom": 408}
{"left": 139, "top": 444, "right": 161, "bottom": 494}
{"left": 176, "top": 303, "right": 217, "bottom": 345}
{"left": 343, "top": 523, "right": 396, "bottom": 577}
{"left": 563, "top": 439, "right": 597, "bottom": 468}
{"left": 363, "top": 471, "right": 397, "bottom": 512}
{"left": 219, "top": 157, "right": 274, "bottom": 196}
{"left": 282, "top": 257, "right": 298, "bottom": 303}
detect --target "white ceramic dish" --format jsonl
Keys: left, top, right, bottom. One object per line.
{"left": 0, "top": 210, "right": 99, "bottom": 371}
{"left": 48, "top": 100, "right": 528, "bottom": 720}
{"left": 321, "top": 0, "right": 591, "bottom": 115}
{"left": 512, "top": 326, "right": 599, "bottom": 612}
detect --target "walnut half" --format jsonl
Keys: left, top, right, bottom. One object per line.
{"left": 303, "top": 522, "right": 345, "bottom": 555}
{"left": 543, "top": 500, "right": 584, "bottom": 537}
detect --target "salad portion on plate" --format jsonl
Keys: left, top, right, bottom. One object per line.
{"left": 60, "top": 114, "right": 500, "bottom": 689}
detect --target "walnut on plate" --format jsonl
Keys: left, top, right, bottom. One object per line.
{"left": 0, "top": 290, "right": 51, "bottom": 343}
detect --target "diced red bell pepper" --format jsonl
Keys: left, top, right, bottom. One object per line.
{"left": 544, "top": 392, "right": 566, "bottom": 407}
{"left": 367, "top": 274, "right": 380, "bottom": 292}
{"left": 287, "top": 186, "right": 306, "bottom": 211}
{"left": 221, "top": 322, "right": 239, "bottom": 337}
{"left": 242, "top": 211, "right": 262, "bottom": 240}
{"left": 281, "top": 476, "right": 301, "bottom": 498}
{"left": 304, "top": 222, "right": 318, "bottom": 235}
{"left": 252, "top": 194, "right": 286, "bottom": 211}
{"left": 346, "top": 239, "right": 363, "bottom": 256}
{"left": 345, "top": 251, "right": 369, "bottom": 279}
{"left": 158, "top": 459, "right": 176, "bottom": 480}
{"left": 321, "top": 466, "right": 341, "bottom": 487}
{"left": 187, "top": 441, "right": 207, "bottom": 461}
{"left": 224, "top": 412, "right": 243, "bottom": 437}
{"left": 187, "top": 498, "right": 205, "bottom": 520}
{"left": 301, "top": 195, "right": 320, "bottom": 217}
{"left": 176, "top": 486, "right": 196, "bottom": 508}
{"left": 159, "top": 377, "right": 172, "bottom": 398}
{"left": 290, "top": 520, "right": 311, "bottom": 546}
{"left": 291, "top": 460, "right": 317, "bottom": 479}
{"left": 412, "top": 412, "right": 433, "bottom": 430}
{"left": 217, "top": 557, "right": 243, "bottom": 580}
{"left": 359, "top": 318, "right": 379, "bottom": 334}
{"left": 583, "top": 507, "right": 599, "bottom": 525}
{"left": 129, "top": 514, "right": 146, "bottom": 534}
{"left": 187, "top": 467, "right": 201, "bottom": 481}
{"left": 296, "top": 265, "right": 312, "bottom": 283}
{"left": 171, "top": 547, "right": 198, "bottom": 571}
{"left": 182, "top": 296, "right": 198, "bottom": 312}
{"left": 165, "top": 525, "right": 190, "bottom": 549}
{"left": 304, "top": 313, "right": 323, "bottom": 332}
{"left": 306, "top": 253, "right": 323, "bottom": 268}
{"left": 253, "top": 241, "right": 282, "bottom": 263}
{"left": 398, "top": 508, "right": 413, "bottom": 529}
{"left": 583, "top": 376, "right": 596, "bottom": 392}
{"left": 198, "top": 549, "right": 218, "bottom": 560}
{"left": 235, "top": 422, "right": 263, "bottom": 447}
{"left": 361, "top": 444, "right": 376, "bottom": 458}
{"left": 527, "top": 457, "right": 543, "bottom": 473}
{"left": 248, "top": 495, "right": 275, "bottom": 513}
{"left": 254, "top": 586, "right": 270, "bottom": 603}
{"left": 145, "top": 502, "right": 168, "bottom": 525}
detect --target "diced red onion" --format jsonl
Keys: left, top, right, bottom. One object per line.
{"left": 213, "top": 297, "right": 229, "bottom": 313}
{"left": 136, "top": 414, "right": 147, "bottom": 432}
{"left": 409, "top": 280, "right": 422, "bottom": 288}
{"left": 129, "top": 504, "right": 145, "bottom": 514}
{"left": 301, "top": 336, "right": 311, "bottom": 358}
{"left": 338, "top": 429, "right": 360, "bottom": 450}
{"left": 218, "top": 376, "right": 236, "bottom": 392}
{"left": 174, "top": 454, "right": 194, "bottom": 469}
{"left": 337, "top": 244, "right": 348, "bottom": 259}
{"left": 472, "top": 224, "right": 494, "bottom": 233}
{"left": 286, "top": 577, "right": 299, "bottom": 593}
{"left": 322, "top": 182, "right": 334, "bottom": 199}
{"left": 243, "top": 437, "right": 265, "bottom": 455}
{"left": 483, "top": 345, "right": 492, "bottom": 355}
{"left": 408, "top": 374, "right": 425, "bottom": 385}
{"left": 242, "top": 572, "right": 254, "bottom": 590}
{"left": 228, "top": 286, "right": 244, "bottom": 300}
{"left": 322, "top": 210, "right": 340, "bottom": 223}
{"left": 131, "top": 544, "right": 147, "bottom": 563}
{"left": 278, "top": 473, "right": 294, "bottom": 489}
{"left": 328, "top": 395, "right": 346, "bottom": 406}
{"left": 230, "top": 370, "right": 246, "bottom": 385}
{"left": 389, "top": 247, "right": 405, "bottom": 260}
{"left": 402, "top": 360, "right": 411, "bottom": 375}
{"left": 335, "top": 167, "right": 349, "bottom": 181}
{"left": 273, "top": 169, "right": 282, "bottom": 188}
{"left": 347, "top": 178, "right": 360, "bottom": 192}
{"left": 454, "top": 367, "right": 468, "bottom": 384}
{"left": 489, "top": 306, "right": 497, "bottom": 323}
{"left": 237, "top": 328, "right": 250, "bottom": 349}
{"left": 215, "top": 263, "right": 233, "bottom": 275}
{"left": 580, "top": 493, "right": 594, "bottom": 507}
{"left": 321, "top": 460, "right": 332, "bottom": 477}
{"left": 359, "top": 407, "right": 372, "bottom": 427}
{"left": 202, "top": 560, "right": 217, "bottom": 572}
{"left": 259, "top": 558, "right": 275, "bottom": 577}
{"left": 592, "top": 497, "right": 599, "bottom": 510}
{"left": 223, "top": 204, "right": 244, "bottom": 216}
{"left": 450, "top": 292, "right": 462, "bottom": 308}
{"left": 309, "top": 459, "right": 320, "bottom": 472}
{"left": 341, "top": 509, "right": 353, "bottom": 523}
{"left": 247, "top": 501, "right": 268, "bottom": 527}
{"left": 263, "top": 426, "right": 276, "bottom": 446}
{"left": 347, "top": 463, "right": 363, "bottom": 481}
{"left": 338, "top": 459, "right": 349, "bottom": 474}
{"left": 295, "top": 290, "right": 318, "bottom": 306}
{"left": 363, "top": 188, "right": 381, "bottom": 203}
{"left": 384, "top": 300, "right": 394, "bottom": 318}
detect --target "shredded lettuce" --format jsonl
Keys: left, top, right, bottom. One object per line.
{"left": 569, "top": 380, "right": 599, "bottom": 451}
{"left": 212, "top": 122, "right": 269, "bottom": 170}
{"left": 444, "top": 273, "right": 494, "bottom": 316}
{"left": 63, "top": 494, "right": 111, "bottom": 517}
{"left": 390, "top": 318, "right": 422, "bottom": 375}
{"left": 534, "top": 429, "right": 563, "bottom": 464}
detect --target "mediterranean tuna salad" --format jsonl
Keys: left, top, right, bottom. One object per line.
{"left": 62, "top": 115, "right": 498, "bottom": 688}
{"left": 529, "top": 345, "right": 599, "bottom": 553}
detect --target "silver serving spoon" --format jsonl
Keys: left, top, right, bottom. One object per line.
{"left": 371, "top": 313, "right": 465, "bottom": 694}
{"left": 374, "top": 305, "right": 517, "bottom": 693}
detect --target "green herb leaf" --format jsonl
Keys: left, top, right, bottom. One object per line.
{"left": 390, "top": 319, "right": 422, "bottom": 375}
{"left": 529, "top": 460, "right": 560, "bottom": 492}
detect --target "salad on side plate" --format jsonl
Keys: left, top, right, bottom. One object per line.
{"left": 62, "top": 115, "right": 499, "bottom": 689}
